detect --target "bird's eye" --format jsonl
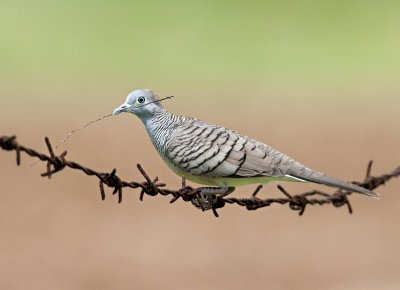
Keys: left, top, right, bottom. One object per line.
{"left": 137, "top": 96, "right": 146, "bottom": 104}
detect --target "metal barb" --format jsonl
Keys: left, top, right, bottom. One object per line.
{"left": 366, "top": 160, "right": 374, "bottom": 180}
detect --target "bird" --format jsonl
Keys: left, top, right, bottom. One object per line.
{"left": 113, "top": 89, "right": 379, "bottom": 209}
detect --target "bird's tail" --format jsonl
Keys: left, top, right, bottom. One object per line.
{"left": 288, "top": 168, "right": 380, "bottom": 199}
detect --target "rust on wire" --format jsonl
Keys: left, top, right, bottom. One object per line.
{"left": 1, "top": 135, "right": 399, "bottom": 217}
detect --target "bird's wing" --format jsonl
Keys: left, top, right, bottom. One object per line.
{"left": 165, "top": 119, "right": 379, "bottom": 198}
{"left": 166, "top": 120, "right": 301, "bottom": 178}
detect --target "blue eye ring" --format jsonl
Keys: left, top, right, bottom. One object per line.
{"left": 138, "top": 96, "right": 146, "bottom": 104}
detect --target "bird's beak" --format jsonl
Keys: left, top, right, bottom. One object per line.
{"left": 113, "top": 104, "right": 129, "bottom": 116}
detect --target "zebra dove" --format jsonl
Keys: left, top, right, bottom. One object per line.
{"left": 113, "top": 89, "right": 379, "bottom": 209}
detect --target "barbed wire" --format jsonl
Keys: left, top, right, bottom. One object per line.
{"left": 1, "top": 135, "right": 399, "bottom": 217}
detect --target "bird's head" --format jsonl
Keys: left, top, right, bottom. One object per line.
{"left": 112, "top": 89, "right": 165, "bottom": 118}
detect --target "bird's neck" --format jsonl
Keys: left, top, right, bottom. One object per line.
{"left": 141, "top": 109, "right": 182, "bottom": 154}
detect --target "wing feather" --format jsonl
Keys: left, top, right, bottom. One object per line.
{"left": 166, "top": 120, "right": 301, "bottom": 178}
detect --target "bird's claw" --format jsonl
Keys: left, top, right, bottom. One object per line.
{"left": 191, "top": 192, "right": 218, "bottom": 210}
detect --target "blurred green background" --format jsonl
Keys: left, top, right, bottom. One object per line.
{"left": 1, "top": 0, "right": 400, "bottom": 94}
{"left": 1, "top": 1, "right": 399, "bottom": 290}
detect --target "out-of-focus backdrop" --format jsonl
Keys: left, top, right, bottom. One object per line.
{"left": 1, "top": 1, "right": 399, "bottom": 289}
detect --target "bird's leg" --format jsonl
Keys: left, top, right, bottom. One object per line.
{"left": 191, "top": 187, "right": 235, "bottom": 210}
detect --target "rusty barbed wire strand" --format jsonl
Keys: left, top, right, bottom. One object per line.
{"left": 1, "top": 135, "right": 399, "bottom": 217}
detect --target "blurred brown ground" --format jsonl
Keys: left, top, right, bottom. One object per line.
{"left": 0, "top": 89, "right": 399, "bottom": 290}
